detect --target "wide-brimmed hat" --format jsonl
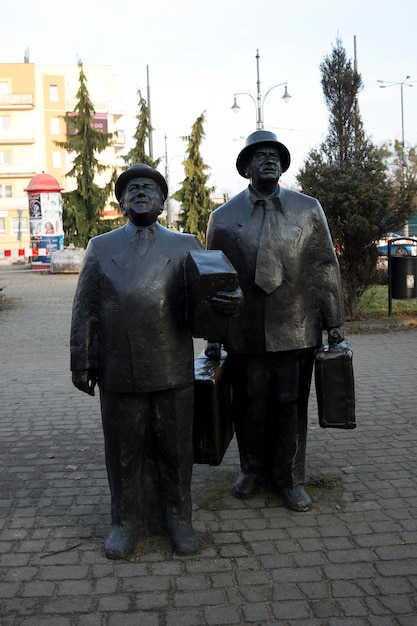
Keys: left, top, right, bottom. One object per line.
{"left": 236, "top": 130, "right": 291, "bottom": 178}
{"left": 115, "top": 164, "right": 168, "bottom": 202}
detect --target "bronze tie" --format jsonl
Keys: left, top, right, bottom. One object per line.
{"left": 133, "top": 226, "right": 155, "bottom": 256}
{"left": 254, "top": 198, "right": 283, "bottom": 294}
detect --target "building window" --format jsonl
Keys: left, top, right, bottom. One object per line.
{"left": 0, "top": 217, "right": 5, "bottom": 235}
{"left": 0, "top": 151, "right": 11, "bottom": 164}
{"left": 11, "top": 217, "right": 29, "bottom": 237}
{"left": 50, "top": 117, "right": 60, "bottom": 134}
{"left": 49, "top": 85, "right": 59, "bottom": 102}
{"left": 0, "top": 115, "right": 10, "bottom": 130}
{"left": 52, "top": 150, "right": 62, "bottom": 168}
{"left": 0, "top": 184, "right": 12, "bottom": 198}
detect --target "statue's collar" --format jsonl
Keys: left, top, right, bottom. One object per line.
{"left": 247, "top": 184, "right": 282, "bottom": 213}
{"left": 125, "top": 220, "right": 157, "bottom": 238}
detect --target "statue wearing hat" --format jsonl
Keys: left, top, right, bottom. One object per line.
{"left": 71, "top": 164, "right": 240, "bottom": 558}
{"left": 206, "top": 131, "right": 344, "bottom": 511}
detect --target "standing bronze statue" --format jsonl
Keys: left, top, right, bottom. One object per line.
{"left": 206, "top": 131, "right": 344, "bottom": 512}
{"left": 70, "top": 164, "right": 240, "bottom": 558}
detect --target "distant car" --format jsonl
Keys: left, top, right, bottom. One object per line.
{"left": 376, "top": 233, "right": 416, "bottom": 256}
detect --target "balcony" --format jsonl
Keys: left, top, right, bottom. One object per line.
{"left": 0, "top": 94, "right": 34, "bottom": 110}
{"left": 0, "top": 130, "right": 35, "bottom": 145}
{"left": 0, "top": 197, "right": 28, "bottom": 210}
{"left": 108, "top": 101, "right": 124, "bottom": 122}
{"left": 113, "top": 131, "right": 126, "bottom": 150}
{"left": 0, "top": 163, "right": 37, "bottom": 179}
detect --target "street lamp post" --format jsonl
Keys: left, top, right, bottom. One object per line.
{"left": 378, "top": 76, "right": 416, "bottom": 236}
{"left": 231, "top": 49, "right": 291, "bottom": 130}
{"left": 377, "top": 76, "right": 415, "bottom": 190}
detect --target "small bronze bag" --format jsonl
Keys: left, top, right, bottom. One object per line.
{"left": 315, "top": 339, "right": 356, "bottom": 429}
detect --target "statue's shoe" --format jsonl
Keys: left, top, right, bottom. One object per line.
{"left": 232, "top": 472, "right": 262, "bottom": 499}
{"left": 104, "top": 525, "right": 134, "bottom": 559}
{"left": 278, "top": 486, "right": 312, "bottom": 512}
{"left": 169, "top": 520, "right": 199, "bottom": 555}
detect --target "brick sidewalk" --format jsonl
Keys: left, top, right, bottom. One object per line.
{"left": 1, "top": 271, "right": 416, "bottom": 625}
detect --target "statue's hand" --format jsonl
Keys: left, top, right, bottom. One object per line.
{"left": 210, "top": 287, "right": 243, "bottom": 317}
{"left": 328, "top": 326, "right": 344, "bottom": 346}
{"left": 72, "top": 371, "right": 97, "bottom": 396}
{"left": 205, "top": 341, "right": 221, "bottom": 360}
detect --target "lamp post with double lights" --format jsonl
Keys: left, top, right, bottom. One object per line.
{"left": 231, "top": 49, "right": 291, "bottom": 130}
{"left": 378, "top": 76, "right": 415, "bottom": 235}
{"left": 377, "top": 76, "right": 415, "bottom": 185}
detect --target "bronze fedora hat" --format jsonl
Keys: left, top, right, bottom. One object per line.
{"left": 115, "top": 164, "right": 168, "bottom": 202}
{"left": 236, "top": 130, "right": 291, "bottom": 178}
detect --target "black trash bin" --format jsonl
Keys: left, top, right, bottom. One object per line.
{"left": 391, "top": 256, "right": 417, "bottom": 299}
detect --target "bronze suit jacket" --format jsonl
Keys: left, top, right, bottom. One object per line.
{"left": 206, "top": 185, "right": 344, "bottom": 354}
{"left": 71, "top": 221, "right": 202, "bottom": 393}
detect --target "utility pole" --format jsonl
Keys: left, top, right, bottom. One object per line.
{"left": 147, "top": 65, "right": 153, "bottom": 160}
{"left": 354, "top": 35, "right": 360, "bottom": 160}
{"left": 164, "top": 133, "right": 171, "bottom": 225}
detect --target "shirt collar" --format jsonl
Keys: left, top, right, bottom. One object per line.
{"left": 247, "top": 184, "right": 282, "bottom": 213}
{"left": 125, "top": 220, "right": 157, "bottom": 237}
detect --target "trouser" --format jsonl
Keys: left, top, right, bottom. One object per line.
{"left": 227, "top": 349, "right": 315, "bottom": 488}
{"left": 100, "top": 385, "right": 194, "bottom": 537}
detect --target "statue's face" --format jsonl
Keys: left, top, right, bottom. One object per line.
{"left": 121, "top": 177, "right": 163, "bottom": 226}
{"left": 247, "top": 147, "right": 282, "bottom": 188}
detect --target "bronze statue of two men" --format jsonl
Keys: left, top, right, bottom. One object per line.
{"left": 71, "top": 131, "right": 344, "bottom": 559}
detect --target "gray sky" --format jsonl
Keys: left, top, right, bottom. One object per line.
{"left": 3, "top": 0, "right": 417, "bottom": 199}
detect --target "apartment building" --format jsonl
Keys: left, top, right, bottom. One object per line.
{"left": 0, "top": 62, "right": 125, "bottom": 253}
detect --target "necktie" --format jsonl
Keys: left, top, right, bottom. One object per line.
{"left": 254, "top": 198, "right": 283, "bottom": 293}
{"left": 133, "top": 226, "right": 154, "bottom": 256}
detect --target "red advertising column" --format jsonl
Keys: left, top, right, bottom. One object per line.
{"left": 24, "top": 173, "right": 64, "bottom": 271}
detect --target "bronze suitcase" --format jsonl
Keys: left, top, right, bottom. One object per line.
{"left": 315, "top": 339, "right": 356, "bottom": 429}
{"left": 185, "top": 249, "right": 239, "bottom": 341}
{"left": 193, "top": 350, "right": 234, "bottom": 465}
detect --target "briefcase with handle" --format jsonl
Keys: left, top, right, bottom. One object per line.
{"left": 314, "top": 339, "right": 356, "bottom": 429}
{"left": 193, "top": 350, "right": 234, "bottom": 465}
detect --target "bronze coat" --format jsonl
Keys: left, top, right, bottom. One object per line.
{"left": 71, "top": 221, "right": 202, "bottom": 393}
{"left": 206, "top": 185, "right": 344, "bottom": 354}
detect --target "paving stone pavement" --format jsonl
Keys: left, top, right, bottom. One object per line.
{"left": 0, "top": 270, "right": 416, "bottom": 626}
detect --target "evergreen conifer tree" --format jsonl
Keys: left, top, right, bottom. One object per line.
{"left": 297, "top": 38, "right": 415, "bottom": 318}
{"left": 122, "top": 90, "right": 160, "bottom": 169}
{"left": 56, "top": 62, "right": 117, "bottom": 247}
{"left": 173, "top": 112, "right": 216, "bottom": 243}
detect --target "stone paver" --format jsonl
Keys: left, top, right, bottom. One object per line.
{"left": 1, "top": 270, "right": 416, "bottom": 625}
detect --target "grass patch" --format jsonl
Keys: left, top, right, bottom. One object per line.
{"left": 196, "top": 470, "right": 236, "bottom": 510}
{"left": 356, "top": 284, "right": 417, "bottom": 319}
{"left": 196, "top": 470, "right": 345, "bottom": 510}
{"left": 132, "top": 534, "right": 171, "bottom": 557}
{"left": 306, "top": 472, "right": 343, "bottom": 505}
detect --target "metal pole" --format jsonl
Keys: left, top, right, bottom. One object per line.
{"left": 354, "top": 35, "right": 360, "bottom": 160}
{"left": 147, "top": 65, "right": 153, "bottom": 160}
{"left": 400, "top": 81, "right": 406, "bottom": 178}
{"left": 255, "top": 50, "right": 263, "bottom": 130}
{"left": 388, "top": 240, "right": 392, "bottom": 316}
{"left": 400, "top": 81, "right": 409, "bottom": 235}
{"left": 164, "top": 134, "right": 171, "bottom": 225}
{"left": 378, "top": 76, "right": 415, "bottom": 237}
{"left": 17, "top": 208, "right": 22, "bottom": 246}
{"left": 232, "top": 50, "right": 289, "bottom": 130}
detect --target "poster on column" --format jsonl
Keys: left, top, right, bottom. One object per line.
{"left": 39, "top": 192, "right": 64, "bottom": 259}
{"left": 29, "top": 194, "right": 42, "bottom": 242}
{"left": 29, "top": 192, "right": 64, "bottom": 265}
{"left": 40, "top": 193, "right": 63, "bottom": 240}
